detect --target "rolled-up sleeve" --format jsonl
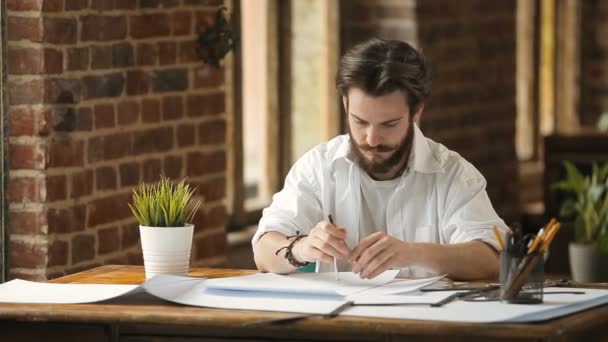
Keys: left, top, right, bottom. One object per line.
{"left": 440, "top": 162, "right": 509, "bottom": 252}
{"left": 251, "top": 152, "right": 324, "bottom": 247}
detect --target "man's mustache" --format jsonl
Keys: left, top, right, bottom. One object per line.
{"left": 358, "top": 144, "right": 397, "bottom": 153}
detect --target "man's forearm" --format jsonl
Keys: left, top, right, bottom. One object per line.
{"left": 404, "top": 241, "right": 499, "bottom": 280}
{"left": 253, "top": 232, "right": 300, "bottom": 274}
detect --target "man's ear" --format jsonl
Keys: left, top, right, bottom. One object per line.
{"left": 412, "top": 103, "right": 424, "bottom": 123}
{"left": 342, "top": 96, "right": 348, "bottom": 115}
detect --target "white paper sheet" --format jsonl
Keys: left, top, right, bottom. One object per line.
{"left": 345, "top": 287, "right": 608, "bottom": 323}
{"left": 205, "top": 270, "right": 401, "bottom": 296}
{"left": 0, "top": 279, "right": 140, "bottom": 304}
{"left": 349, "top": 275, "right": 446, "bottom": 297}
{"left": 142, "top": 274, "right": 349, "bottom": 314}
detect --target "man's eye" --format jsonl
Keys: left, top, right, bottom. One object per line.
{"left": 384, "top": 122, "right": 398, "bottom": 127}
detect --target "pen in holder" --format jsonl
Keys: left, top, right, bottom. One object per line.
{"left": 500, "top": 250, "right": 544, "bottom": 304}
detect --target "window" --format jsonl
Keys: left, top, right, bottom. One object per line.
{"left": 227, "top": 0, "right": 341, "bottom": 230}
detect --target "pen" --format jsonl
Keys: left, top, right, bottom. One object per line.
{"left": 492, "top": 226, "right": 505, "bottom": 251}
{"left": 328, "top": 214, "right": 339, "bottom": 281}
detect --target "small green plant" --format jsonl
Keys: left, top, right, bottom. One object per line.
{"left": 129, "top": 177, "right": 201, "bottom": 227}
{"left": 552, "top": 161, "right": 608, "bottom": 252}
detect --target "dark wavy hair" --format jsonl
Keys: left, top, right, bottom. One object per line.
{"left": 336, "top": 38, "right": 432, "bottom": 113}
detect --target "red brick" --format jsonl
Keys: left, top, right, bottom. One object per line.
{"left": 42, "top": 0, "right": 63, "bottom": 11}
{"left": 126, "top": 70, "right": 150, "bottom": 95}
{"left": 43, "top": 18, "right": 77, "bottom": 44}
{"left": 142, "top": 159, "right": 162, "bottom": 183}
{"left": 71, "top": 169, "right": 94, "bottom": 198}
{"left": 187, "top": 151, "right": 226, "bottom": 176}
{"left": 82, "top": 73, "right": 125, "bottom": 99}
{"left": 44, "top": 78, "right": 82, "bottom": 104}
{"left": 9, "top": 177, "right": 39, "bottom": 202}
{"left": 198, "top": 120, "right": 226, "bottom": 145}
{"left": 81, "top": 15, "right": 127, "bottom": 42}
{"left": 127, "top": 252, "right": 143, "bottom": 265}
{"left": 186, "top": 93, "right": 225, "bottom": 117}
{"left": 186, "top": 0, "right": 223, "bottom": 5}
{"left": 116, "top": 1, "right": 136, "bottom": 10}
{"left": 133, "top": 127, "right": 173, "bottom": 155}
{"left": 10, "top": 142, "right": 45, "bottom": 169}
{"left": 7, "top": 48, "right": 62, "bottom": 74}
{"left": 130, "top": 14, "right": 171, "bottom": 38}
{"left": 194, "top": 230, "right": 226, "bottom": 259}
{"left": 193, "top": 65, "right": 224, "bottom": 88}
{"left": 77, "top": 107, "right": 93, "bottom": 131}
{"left": 10, "top": 240, "right": 46, "bottom": 268}
{"left": 88, "top": 193, "right": 132, "bottom": 227}
{"left": 158, "top": 42, "right": 177, "bottom": 65}
{"left": 46, "top": 174, "right": 68, "bottom": 201}
{"left": 178, "top": 40, "right": 198, "bottom": 63}
{"left": 47, "top": 139, "right": 84, "bottom": 168}
{"left": 91, "top": 0, "right": 115, "bottom": 11}
{"left": 8, "top": 16, "right": 42, "bottom": 42}
{"left": 94, "top": 103, "right": 115, "bottom": 129}
{"left": 140, "top": 0, "right": 179, "bottom": 8}
{"left": 164, "top": 155, "right": 182, "bottom": 179}
{"left": 112, "top": 42, "right": 134, "bottom": 67}
{"left": 72, "top": 234, "right": 95, "bottom": 264}
{"left": 10, "top": 210, "right": 46, "bottom": 234}
{"left": 119, "top": 162, "right": 140, "bottom": 187}
{"left": 141, "top": 98, "right": 161, "bottom": 123}
{"left": 91, "top": 45, "right": 113, "bottom": 69}
{"left": 177, "top": 123, "right": 195, "bottom": 147}
{"left": 153, "top": 68, "right": 188, "bottom": 92}
{"left": 65, "top": 0, "right": 88, "bottom": 10}
{"left": 47, "top": 205, "right": 86, "bottom": 233}
{"left": 197, "top": 176, "right": 226, "bottom": 203}
{"left": 96, "top": 166, "right": 117, "bottom": 190}
{"left": 48, "top": 240, "right": 68, "bottom": 267}
{"left": 9, "top": 79, "right": 45, "bottom": 105}
{"left": 117, "top": 100, "right": 139, "bottom": 125}
{"left": 87, "top": 133, "right": 132, "bottom": 163}
{"left": 98, "top": 226, "right": 120, "bottom": 254}
{"left": 10, "top": 107, "right": 35, "bottom": 136}
{"left": 121, "top": 223, "right": 140, "bottom": 248}
{"left": 67, "top": 47, "right": 89, "bottom": 71}
{"left": 173, "top": 11, "right": 192, "bottom": 36}
{"left": 136, "top": 43, "right": 157, "bottom": 66}
{"left": 162, "top": 95, "right": 184, "bottom": 120}
{"left": 7, "top": 0, "right": 42, "bottom": 11}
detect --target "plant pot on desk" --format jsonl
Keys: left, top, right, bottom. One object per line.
{"left": 569, "top": 242, "right": 608, "bottom": 283}
{"left": 140, "top": 224, "right": 194, "bottom": 279}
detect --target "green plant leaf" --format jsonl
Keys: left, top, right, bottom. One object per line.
{"left": 129, "top": 176, "right": 203, "bottom": 227}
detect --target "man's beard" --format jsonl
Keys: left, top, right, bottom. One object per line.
{"left": 348, "top": 122, "right": 414, "bottom": 178}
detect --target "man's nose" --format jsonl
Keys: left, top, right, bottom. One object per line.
{"left": 365, "top": 127, "right": 381, "bottom": 147}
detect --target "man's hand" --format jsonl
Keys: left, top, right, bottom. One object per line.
{"left": 292, "top": 221, "right": 351, "bottom": 264}
{"left": 349, "top": 232, "right": 407, "bottom": 279}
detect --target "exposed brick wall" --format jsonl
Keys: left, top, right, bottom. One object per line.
{"left": 7, "top": 0, "right": 227, "bottom": 281}
{"left": 341, "top": 0, "right": 519, "bottom": 224}
{"left": 581, "top": 0, "right": 608, "bottom": 127}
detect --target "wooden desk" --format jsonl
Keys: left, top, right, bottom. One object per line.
{"left": 1, "top": 265, "right": 608, "bottom": 341}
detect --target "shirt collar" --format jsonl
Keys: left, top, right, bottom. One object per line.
{"left": 330, "top": 123, "right": 445, "bottom": 174}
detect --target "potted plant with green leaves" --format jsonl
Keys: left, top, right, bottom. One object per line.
{"left": 552, "top": 161, "right": 608, "bottom": 282}
{"left": 129, "top": 177, "right": 201, "bottom": 279}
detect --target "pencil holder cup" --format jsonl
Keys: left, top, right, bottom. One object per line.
{"left": 499, "top": 251, "right": 544, "bottom": 304}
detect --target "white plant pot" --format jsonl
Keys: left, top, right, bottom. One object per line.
{"left": 139, "top": 224, "right": 194, "bottom": 280}
{"left": 569, "top": 242, "right": 608, "bottom": 283}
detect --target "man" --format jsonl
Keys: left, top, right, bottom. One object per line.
{"left": 252, "top": 38, "right": 509, "bottom": 280}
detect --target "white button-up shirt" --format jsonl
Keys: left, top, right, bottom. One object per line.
{"left": 253, "top": 124, "right": 508, "bottom": 272}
